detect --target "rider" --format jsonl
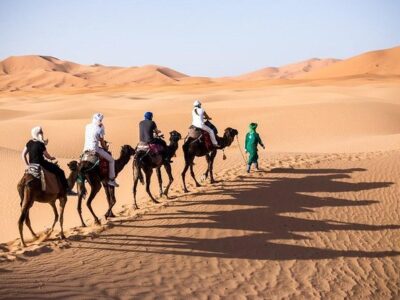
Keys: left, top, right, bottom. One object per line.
{"left": 192, "top": 100, "right": 220, "bottom": 148}
{"left": 245, "top": 122, "right": 265, "bottom": 173}
{"left": 83, "top": 113, "right": 118, "bottom": 187}
{"left": 139, "top": 112, "right": 168, "bottom": 156}
{"left": 22, "top": 126, "right": 70, "bottom": 193}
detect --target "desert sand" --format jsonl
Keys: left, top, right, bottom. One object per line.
{"left": 0, "top": 46, "right": 399, "bottom": 298}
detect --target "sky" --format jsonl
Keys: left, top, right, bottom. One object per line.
{"left": 0, "top": 0, "right": 399, "bottom": 77}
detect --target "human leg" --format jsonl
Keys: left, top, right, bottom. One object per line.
{"left": 201, "top": 125, "right": 218, "bottom": 146}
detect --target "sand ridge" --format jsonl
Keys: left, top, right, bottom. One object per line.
{"left": 1, "top": 46, "right": 399, "bottom": 92}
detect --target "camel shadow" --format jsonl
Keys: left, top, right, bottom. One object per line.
{"left": 77, "top": 167, "right": 399, "bottom": 260}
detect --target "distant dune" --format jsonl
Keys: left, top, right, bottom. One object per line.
{"left": 0, "top": 55, "right": 188, "bottom": 91}
{"left": 299, "top": 46, "right": 400, "bottom": 79}
{"left": 235, "top": 58, "right": 340, "bottom": 80}
{"left": 0, "top": 46, "right": 399, "bottom": 91}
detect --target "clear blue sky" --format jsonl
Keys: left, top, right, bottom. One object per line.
{"left": 0, "top": 0, "right": 399, "bottom": 77}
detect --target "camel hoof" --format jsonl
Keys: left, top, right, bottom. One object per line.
{"left": 152, "top": 199, "right": 160, "bottom": 204}
{"left": 133, "top": 205, "right": 139, "bottom": 210}
{"left": 95, "top": 219, "right": 101, "bottom": 226}
{"left": 184, "top": 189, "right": 189, "bottom": 193}
{"left": 21, "top": 242, "right": 27, "bottom": 248}
{"left": 81, "top": 223, "right": 87, "bottom": 228}
{"left": 60, "top": 233, "right": 66, "bottom": 240}
{"left": 196, "top": 183, "right": 201, "bottom": 187}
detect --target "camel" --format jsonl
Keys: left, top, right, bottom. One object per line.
{"left": 76, "top": 145, "right": 135, "bottom": 226}
{"left": 133, "top": 130, "right": 182, "bottom": 209}
{"left": 182, "top": 127, "right": 238, "bottom": 193}
{"left": 17, "top": 160, "right": 79, "bottom": 247}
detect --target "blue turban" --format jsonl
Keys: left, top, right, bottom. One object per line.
{"left": 144, "top": 112, "right": 153, "bottom": 120}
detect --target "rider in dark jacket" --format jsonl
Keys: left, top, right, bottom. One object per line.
{"left": 22, "top": 126, "right": 70, "bottom": 192}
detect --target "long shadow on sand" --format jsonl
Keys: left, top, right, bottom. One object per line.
{"left": 77, "top": 167, "right": 400, "bottom": 260}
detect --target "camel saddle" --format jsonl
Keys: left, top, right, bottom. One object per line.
{"left": 136, "top": 142, "right": 163, "bottom": 165}
{"left": 80, "top": 150, "right": 109, "bottom": 177}
{"left": 25, "top": 164, "right": 61, "bottom": 194}
{"left": 187, "top": 125, "right": 213, "bottom": 151}
{"left": 136, "top": 142, "right": 163, "bottom": 156}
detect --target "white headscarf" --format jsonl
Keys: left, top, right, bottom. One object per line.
{"left": 92, "top": 113, "right": 104, "bottom": 125}
{"left": 31, "top": 126, "right": 48, "bottom": 145}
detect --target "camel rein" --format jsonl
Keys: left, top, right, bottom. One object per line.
{"left": 236, "top": 135, "right": 247, "bottom": 165}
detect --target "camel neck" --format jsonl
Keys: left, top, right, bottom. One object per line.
{"left": 115, "top": 154, "right": 131, "bottom": 175}
{"left": 167, "top": 141, "right": 179, "bottom": 158}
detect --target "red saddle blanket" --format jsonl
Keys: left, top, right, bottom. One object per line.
{"left": 99, "top": 158, "right": 109, "bottom": 178}
{"left": 148, "top": 143, "right": 164, "bottom": 155}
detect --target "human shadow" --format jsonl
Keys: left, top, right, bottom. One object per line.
{"left": 78, "top": 168, "right": 399, "bottom": 260}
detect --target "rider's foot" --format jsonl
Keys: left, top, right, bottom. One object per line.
{"left": 108, "top": 179, "right": 119, "bottom": 187}
{"left": 213, "top": 144, "right": 222, "bottom": 149}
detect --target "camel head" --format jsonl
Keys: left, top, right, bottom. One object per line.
{"left": 120, "top": 145, "right": 135, "bottom": 158}
{"left": 223, "top": 127, "right": 238, "bottom": 146}
{"left": 169, "top": 130, "right": 182, "bottom": 143}
{"left": 67, "top": 160, "right": 79, "bottom": 172}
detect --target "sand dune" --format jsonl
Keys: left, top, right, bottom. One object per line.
{"left": 300, "top": 46, "right": 400, "bottom": 79}
{"left": 1, "top": 46, "right": 399, "bottom": 91}
{"left": 236, "top": 58, "right": 340, "bottom": 80}
{"left": 0, "top": 47, "right": 400, "bottom": 298}
{"left": 0, "top": 55, "right": 189, "bottom": 91}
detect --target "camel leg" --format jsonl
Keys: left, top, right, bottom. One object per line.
{"left": 59, "top": 196, "right": 67, "bottom": 239}
{"left": 105, "top": 186, "right": 116, "bottom": 218}
{"left": 156, "top": 167, "right": 163, "bottom": 197}
{"left": 49, "top": 201, "right": 59, "bottom": 234}
{"left": 132, "top": 174, "right": 140, "bottom": 210}
{"left": 181, "top": 163, "right": 190, "bottom": 193}
{"left": 18, "top": 188, "right": 31, "bottom": 247}
{"left": 190, "top": 164, "right": 201, "bottom": 187}
{"left": 203, "top": 155, "right": 211, "bottom": 181}
{"left": 145, "top": 168, "right": 159, "bottom": 204}
{"left": 86, "top": 180, "right": 102, "bottom": 225}
{"left": 77, "top": 181, "right": 87, "bottom": 227}
{"left": 163, "top": 162, "right": 174, "bottom": 198}
{"left": 102, "top": 183, "right": 113, "bottom": 219}
{"left": 25, "top": 210, "right": 38, "bottom": 239}
{"left": 209, "top": 151, "right": 217, "bottom": 184}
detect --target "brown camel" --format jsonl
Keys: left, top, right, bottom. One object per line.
{"left": 181, "top": 127, "right": 238, "bottom": 193}
{"left": 76, "top": 145, "right": 134, "bottom": 226}
{"left": 133, "top": 130, "right": 182, "bottom": 209}
{"left": 17, "top": 160, "right": 79, "bottom": 247}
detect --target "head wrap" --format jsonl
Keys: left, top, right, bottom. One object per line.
{"left": 249, "top": 122, "right": 258, "bottom": 133}
{"left": 193, "top": 100, "right": 201, "bottom": 107}
{"left": 31, "top": 126, "right": 47, "bottom": 144}
{"left": 92, "top": 113, "right": 104, "bottom": 125}
{"left": 144, "top": 112, "right": 153, "bottom": 120}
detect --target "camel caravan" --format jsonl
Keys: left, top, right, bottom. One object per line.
{"left": 17, "top": 100, "right": 241, "bottom": 247}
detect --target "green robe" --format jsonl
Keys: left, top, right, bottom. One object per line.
{"left": 245, "top": 131, "right": 264, "bottom": 164}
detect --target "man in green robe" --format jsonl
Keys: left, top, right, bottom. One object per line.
{"left": 245, "top": 122, "right": 265, "bottom": 173}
